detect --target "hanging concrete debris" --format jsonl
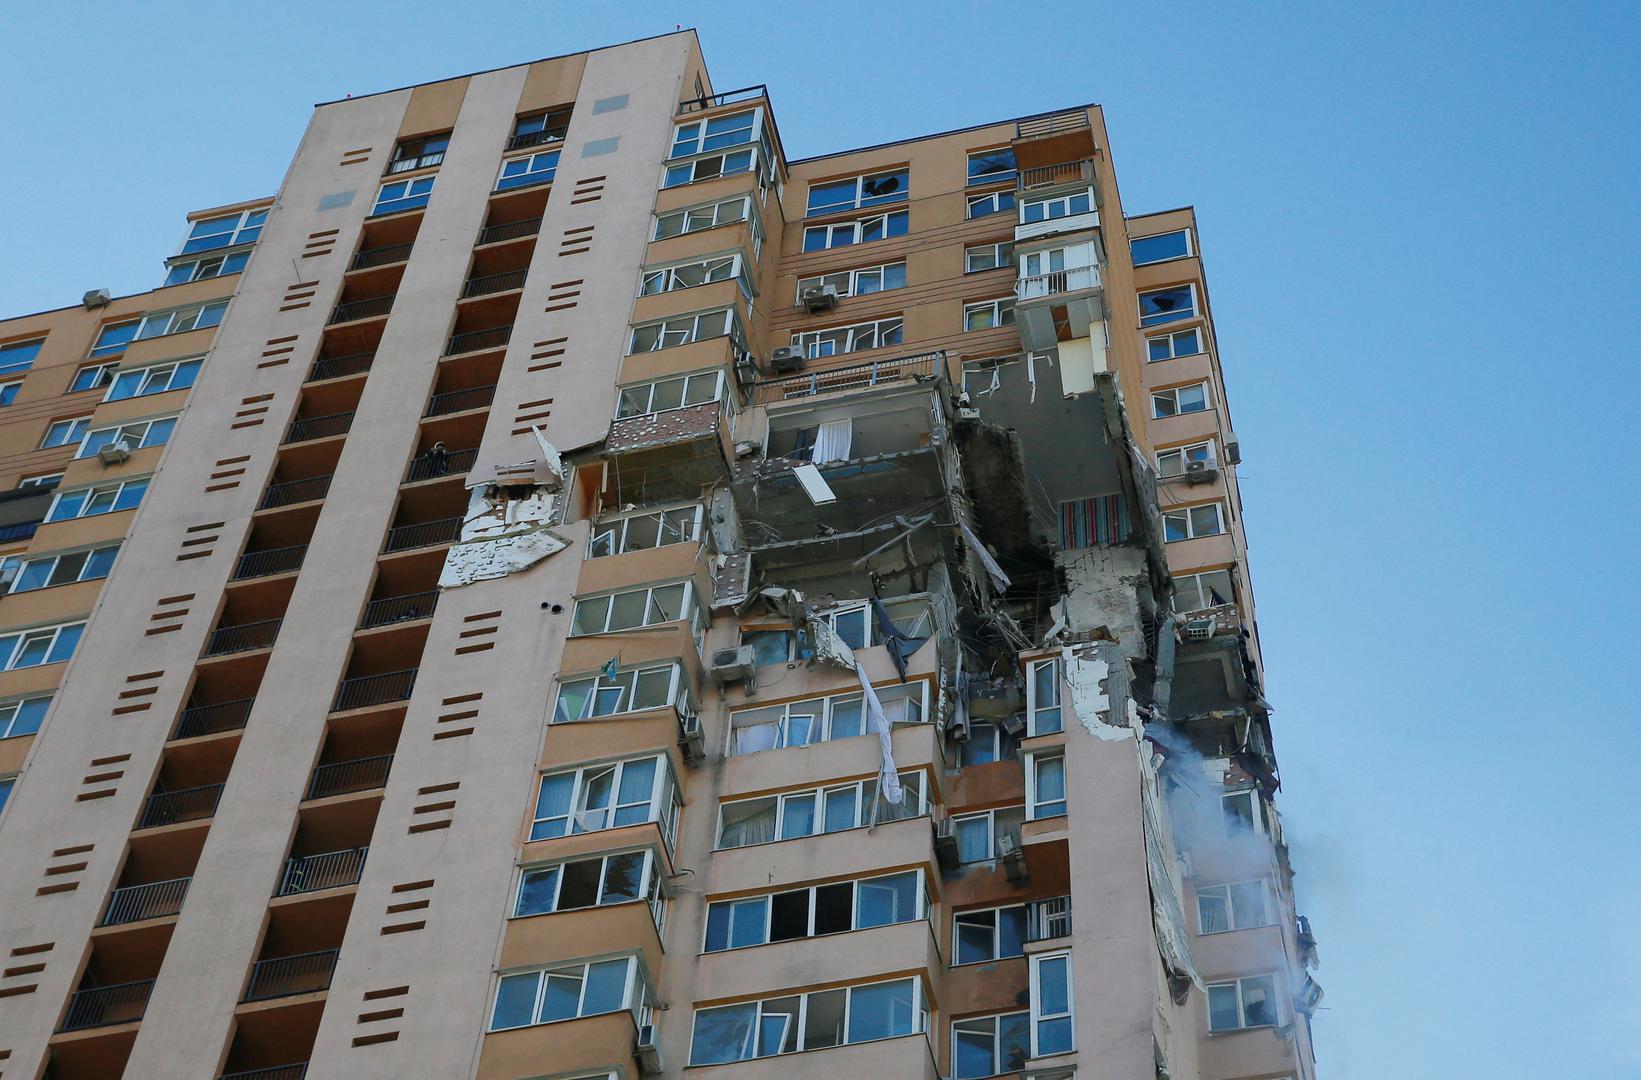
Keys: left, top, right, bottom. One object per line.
{"left": 439, "top": 435, "right": 570, "bottom": 588}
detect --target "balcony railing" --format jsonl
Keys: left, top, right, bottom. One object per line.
{"left": 1018, "top": 159, "right": 1096, "bottom": 191}
{"left": 243, "top": 949, "right": 339, "bottom": 1002}
{"left": 461, "top": 269, "right": 527, "bottom": 299}
{"left": 348, "top": 242, "right": 414, "bottom": 271}
{"left": 386, "top": 151, "right": 443, "bottom": 174}
{"left": 384, "top": 516, "right": 462, "bottom": 553}
{"left": 331, "top": 669, "right": 416, "bottom": 712}
{"left": 233, "top": 544, "right": 307, "bottom": 580}
{"left": 404, "top": 447, "right": 477, "bottom": 484}
{"left": 1015, "top": 108, "right": 1090, "bottom": 141}
{"left": 477, "top": 217, "right": 541, "bottom": 246}
{"left": 327, "top": 295, "right": 395, "bottom": 325}
{"left": 60, "top": 979, "right": 154, "bottom": 1031}
{"left": 283, "top": 411, "right": 354, "bottom": 444}
{"left": 506, "top": 125, "right": 568, "bottom": 152}
{"left": 444, "top": 325, "right": 511, "bottom": 356}
{"left": 360, "top": 589, "right": 439, "bottom": 629}
{"left": 203, "top": 618, "right": 282, "bottom": 658}
{"left": 277, "top": 848, "right": 368, "bottom": 896}
{"left": 102, "top": 876, "right": 190, "bottom": 926}
{"left": 1025, "top": 895, "right": 1073, "bottom": 941}
{"left": 138, "top": 784, "right": 224, "bottom": 829}
{"left": 678, "top": 83, "right": 768, "bottom": 114}
{"left": 750, "top": 351, "right": 944, "bottom": 406}
{"left": 1015, "top": 266, "right": 1101, "bottom": 302}
{"left": 221, "top": 1066, "right": 309, "bottom": 1080}
{"left": 307, "top": 754, "right": 394, "bottom": 801}
{"left": 425, "top": 384, "right": 496, "bottom": 417}
{"left": 307, "top": 350, "right": 375, "bottom": 383}
{"left": 174, "top": 698, "right": 254, "bottom": 740}
{"left": 259, "top": 474, "right": 332, "bottom": 510}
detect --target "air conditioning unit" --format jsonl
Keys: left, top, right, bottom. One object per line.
{"left": 1183, "top": 458, "right": 1220, "bottom": 485}
{"left": 801, "top": 283, "right": 840, "bottom": 313}
{"left": 933, "top": 819, "right": 961, "bottom": 870}
{"left": 678, "top": 711, "right": 706, "bottom": 764}
{"left": 1294, "top": 976, "right": 1325, "bottom": 1016}
{"left": 768, "top": 346, "right": 806, "bottom": 374}
{"left": 998, "top": 827, "right": 1028, "bottom": 883}
{"left": 709, "top": 645, "right": 757, "bottom": 689}
{"left": 998, "top": 712, "right": 1026, "bottom": 736}
{"left": 958, "top": 406, "right": 981, "bottom": 421}
{"left": 1183, "top": 616, "right": 1218, "bottom": 641}
{"left": 733, "top": 351, "right": 759, "bottom": 389}
{"left": 82, "top": 288, "right": 112, "bottom": 309}
{"left": 1222, "top": 434, "right": 1242, "bottom": 465}
{"left": 634, "top": 1024, "right": 664, "bottom": 1075}
{"left": 97, "top": 442, "right": 131, "bottom": 466}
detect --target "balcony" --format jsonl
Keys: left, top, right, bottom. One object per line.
{"left": 507, "top": 125, "right": 568, "bottom": 152}
{"left": 461, "top": 269, "right": 527, "bottom": 299}
{"left": 444, "top": 324, "right": 511, "bottom": 357}
{"left": 222, "top": 1067, "right": 309, "bottom": 1080}
{"left": 348, "top": 242, "right": 413, "bottom": 272}
{"left": 404, "top": 445, "right": 477, "bottom": 483}
{"left": 173, "top": 698, "right": 254, "bottom": 740}
{"left": 203, "top": 618, "right": 282, "bottom": 658}
{"left": 277, "top": 847, "right": 368, "bottom": 896}
{"left": 386, "top": 150, "right": 443, "bottom": 175}
{"left": 1012, "top": 108, "right": 1095, "bottom": 170}
{"left": 259, "top": 475, "right": 332, "bottom": 510}
{"left": 59, "top": 979, "right": 154, "bottom": 1032}
{"left": 332, "top": 669, "right": 416, "bottom": 712}
{"left": 1016, "top": 264, "right": 1101, "bottom": 303}
{"left": 283, "top": 411, "right": 353, "bottom": 444}
{"left": 360, "top": 589, "right": 439, "bottom": 628}
{"left": 233, "top": 544, "right": 307, "bottom": 580}
{"left": 1018, "top": 158, "right": 1096, "bottom": 191}
{"left": 101, "top": 877, "right": 190, "bottom": 926}
{"left": 425, "top": 384, "right": 496, "bottom": 417}
{"left": 137, "top": 784, "right": 223, "bottom": 829}
{"left": 1025, "top": 895, "right": 1073, "bottom": 942}
{"left": 327, "top": 294, "right": 395, "bottom": 326}
{"left": 604, "top": 399, "right": 732, "bottom": 505}
{"left": 477, "top": 216, "right": 541, "bottom": 246}
{"left": 749, "top": 351, "right": 941, "bottom": 407}
{"left": 243, "top": 949, "right": 338, "bottom": 1003}
{"left": 383, "top": 516, "right": 461, "bottom": 553}
{"left": 678, "top": 83, "right": 768, "bottom": 114}
{"left": 306, "top": 350, "right": 374, "bottom": 383}
{"left": 306, "top": 754, "right": 393, "bottom": 801}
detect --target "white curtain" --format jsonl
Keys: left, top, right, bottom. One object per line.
{"left": 812, "top": 419, "right": 853, "bottom": 464}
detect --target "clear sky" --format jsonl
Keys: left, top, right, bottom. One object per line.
{"left": 4, "top": 1, "right": 1638, "bottom": 1075}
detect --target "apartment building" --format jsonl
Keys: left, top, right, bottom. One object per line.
{"left": 0, "top": 29, "right": 1319, "bottom": 1080}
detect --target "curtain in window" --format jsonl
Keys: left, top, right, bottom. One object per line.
{"left": 1057, "top": 493, "right": 1130, "bottom": 550}
{"left": 812, "top": 418, "right": 853, "bottom": 463}
{"left": 721, "top": 801, "right": 777, "bottom": 847}
{"left": 733, "top": 721, "right": 780, "bottom": 756}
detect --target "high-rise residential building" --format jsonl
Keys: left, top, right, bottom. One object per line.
{"left": 0, "top": 30, "right": 1319, "bottom": 1080}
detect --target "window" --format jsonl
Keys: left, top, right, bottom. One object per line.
{"left": 0, "top": 695, "right": 50, "bottom": 739}
{"left": 1163, "top": 503, "right": 1225, "bottom": 541}
{"left": 952, "top": 1011, "right": 1031, "bottom": 1079}
{"left": 89, "top": 321, "right": 139, "bottom": 357}
{"left": 553, "top": 661, "right": 692, "bottom": 724}
{"left": 372, "top": 176, "right": 434, "bottom": 216}
{"left": 70, "top": 363, "right": 119, "bottom": 393}
{"left": 967, "top": 191, "right": 1015, "bottom": 219}
{"left": 529, "top": 755, "right": 681, "bottom": 845}
{"left": 716, "top": 772, "right": 927, "bottom": 849}
{"left": 1058, "top": 493, "right": 1130, "bottom": 550}
{"left": 958, "top": 721, "right": 1019, "bottom": 766}
{"left": 1151, "top": 383, "right": 1209, "bottom": 417}
{"left": 1131, "top": 229, "right": 1192, "bottom": 266}
{"left": 133, "top": 301, "right": 227, "bottom": 341}
{"left": 728, "top": 681, "right": 925, "bottom": 756}
{"left": 1221, "top": 788, "right": 1266, "bottom": 834}
{"left": 3, "top": 544, "right": 119, "bottom": 594}
{"left": 0, "top": 381, "right": 18, "bottom": 406}
{"left": 0, "top": 339, "right": 43, "bottom": 376}
{"left": 627, "top": 309, "right": 742, "bottom": 354}
{"left": 964, "top": 298, "right": 1015, "bottom": 331}
{"left": 386, "top": 133, "right": 449, "bottom": 174}
{"left": 490, "top": 955, "right": 645, "bottom": 1031}
{"left": 950, "top": 805, "right": 1026, "bottom": 864}
{"left": 953, "top": 904, "right": 1028, "bottom": 965}
{"left": 177, "top": 208, "right": 267, "bottom": 255}
{"left": 664, "top": 147, "right": 757, "bottom": 189}
{"left": 1147, "top": 327, "right": 1201, "bottom": 362}
{"left": 105, "top": 359, "right": 202, "bottom": 402}
{"left": 76, "top": 416, "right": 176, "bottom": 459}
{"left": 1139, "top": 284, "right": 1198, "bottom": 326}
{"left": 614, "top": 370, "right": 726, "bottom": 417}
{"left": 703, "top": 870, "right": 925, "bottom": 952}
{"left": 589, "top": 505, "right": 703, "bottom": 557}
{"left": 1157, "top": 442, "right": 1214, "bottom": 478}
{"left": 641, "top": 254, "right": 747, "bottom": 296}
{"left": 967, "top": 148, "right": 1017, "bottom": 186}
{"left": 19, "top": 473, "right": 62, "bottom": 489}
{"left": 570, "top": 582, "right": 695, "bottom": 636}
{"left": 496, "top": 149, "right": 560, "bottom": 192}
{"left": 1175, "top": 569, "right": 1235, "bottom": 611}
{"left": 807, "top": 169, "right": 908, "bottom": 216}
{"left": 689, "top": 977, "right": 925, "bottom": 1065}
{"left": 1027, "top": 751, "right": 1067, "bottom": 819}
{"left": 965, "top": 242, "right": 1014, "bottom": 274}
{"left": 670, "top": 110, "right": 757, "bottom": 159}
{"left": 1020, "top": 188, "right": 1093, "bottom": 225}
{"left": 1207, "top": 974, "right": 1279, "bottom": 1031}
{"left": 0, "top": 776, "right": 11, "bottom": 815}
{"left": 1197, "top": 880, "right": 1272, "bottom": 934}
{"left": 40, "top": 418, "right": 90, "bottom": 449}
{"left": 792, "top": 316, "right": 903, "bottom": 359}
{"left": 514, "top": 849, "right": 662, "bottom": 924}
{"left": 509, "top": 108, "right": 571, "bottom": 150}
{"left": 164, "top": 250, "right": 250, "bottom": 287}
{"left": 1026, "top": 657, "right": 1062, "bottom": 735}
{"left": 45, "top": 478, "right": 147, "bottom": 522}
{"left": 0, "top": 621, "right": 86, "bottom": 671}
{"left": 654, "top": 196, "right": 752, "bottom": 240}
{"left": 796, "top": 261, "right": 907, "bottom": 302}
{"left": 802, "top": 210, "right": 908, "bottom": 252}
{"left": 1029, "top": 952, "right": 1075, "bottom": 1056}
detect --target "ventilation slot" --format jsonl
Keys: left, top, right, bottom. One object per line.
{"left": 543, "top": 279, "right": 581, "bottom": 314}
{"left": 74, "top": 753, "right": 129, "bottom": 804}
{"left": 379, "top": 877, "right": 434, "bottom": 936}
{"left": 147, "top": 591, "right": 195, "bottom": 636}
{"left": 0, "top": 942, "right": 51, "bottom": 1000}
{"left": 339, "top": 147, "right": 373, "bottom": 168}
{"left": 558, "top": 225, "right": 594, "bottom": 257}
{"left": 434, "top": 690, "right": 481, "bottom": 742}
{"left": 259, "top": 334, "right": 300, "bottom": 370}
{"left": 303, "top": 228, "right": 341, "bottom": 260}
{"left": 206, "top": 454, "right": 253, "bottom": 494}
{"left": 570, "top": 175, "right": 606, "bottom": 205}
{"left": 528, "top": 336, "right": 567, "bottom": 373}
{"left": 454, "top": 610, "right": 499, "bottom": 656}
{"left": 280, "top": 280, "right": 320, "bottom": 312}
{"left": 229, "top": 393, "right": 276, "bottom": 434}
{"left": 509, "top": 399, "right": 554, "bottom": 438}
{"left": 407, "top": 782, "right": 457, "bottom": 834}
{"left": 175, "top": 521, "right": 223, "bottom": 564}
{"left": 112, "top": 669, "right": 165, "bottom": 718}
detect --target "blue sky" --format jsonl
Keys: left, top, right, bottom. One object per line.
{"left": 4, "top": 2, "right": 1638, "bottom": 1075}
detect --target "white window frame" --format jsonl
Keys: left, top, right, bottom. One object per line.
{"left": 950, "top": 805, "right": 1027, "bottom": 864}
{"left": 529, "top": 755, "right": 681, "bottom": 846}
{"left": 569, "top": 581, "right": 698, "bottom": 637}
{"left": 967, "top": 191, "right": 1015, "bottom": 219}
{"left": 726, "top": 680, "right": 927, "bottom": 757}
{"left": 1206, "top": 974, "right": 1282, "bottom": 1032}
{"left": 3, "top": 544, "right": 119, "bottom": 595}
{"left": 1147, "top": 327, "right": 1202, "bottom": 362}
{"left": 952, "top": 903, "right": 1029, "bottom": 966}
{"left": 1174, "top": 569, "right": 1235, "bottom": 611}
{"left": 1139, "top": 283, "right": 1199, "bottom": 327}
{"left": 163, "top": 249, "right": 250, "bottom": 287}
{"left": 964, "top": 242, "right": 1014, "bottom": 274}
{"left": 951, "top": 1010, "right": 1031, "bottom": 1080}
{"left": 19, "top": 473, "right": 62, "bottom": 489}
{"left": 552, "top": 660, "right": 693, "bottom": 725}
{"left": 663, "top": 146, "right": 758, "bottom": 189}
{"left": 75, "top": 415, "right": 176, "bottom": 459}
{"left": 512, "top": 847, "right": 663, "bottom": 927}
{"left": 701, "top": 869, "right": 927, "bottom": 953}
{"left": 795, "top": 260, "right": 907, "bottom": 302}
{"left": 1131, "top": 229, "right": 1194, "bottom": 266}
{"left": 614, "top": 369, "right": 727, "bottom": 418}
{"left": 670, "top": 109, "right": 759, "bottom": 159}
{"left": 40, "top": 417, "right": 90, "bottom": 449}
{"left": 640, "top": 254, "right": 748, "bottom": 298}
{"left": 1029, "top": 951, "right": 1075, "bottom": 1057}
{"left": 104, "top": 358, "right": 202, "bottom": 403}
{"left": 964, "top": 297, "right": 1016, "bottom": 332}
{"left": 372, "top": 176, "right": 434, "bottom": 216}
{"left": 488, "top": 954, "right": 645, "bottom": 1032}
{"left": 1019, "top": 188, "right": 1094, "bottom": 225}
{"left": 495, "top": 149, "right": 561, "bottom": 192}
{"left": 1157, "top": 441, "right": 1214, "bottom": 479}
{"left": 653, "top": 195, "right": 752, "bottom": 241}
{"left": 588, "top": 504, "right": 704, "bottom": 558}
{"left": 791, "top": 316, "right": 904, "bottom": 360}
{"left": 957, "top": 720, "right": 1017, "bottom": 767}
{"left": 1195, "top": 880, "right": 1273, "bottom": 934}
{"left": 70, "top": 363, "right": 120, "bottom": 393}
{"left": 1025, "top": 656, "right": 1063, "bottom": 736}
{"left": 176, "top": 208, "right": 266, "bottom": 256}
{"left": 715, "top": 771, "right": 929, "bottom": 850}
{"left": 0, "top": 620, "right": 86, "bottom": 672}
{"left": 801, "top": 209, "right": 908, "bottom": 252}
{"left": 88, "top": 321, "right": 138, "bottom": 358}
{"left": 0, "top": 694, "right": 51, "bottom": 740}
{"left": 0, "top": 338, "right": 43, "bottom": 376}
{"left": 0, "top": 379, "right": 19, "bottom": 406}
{"left": 806, "top": 169, "right": 909, "bottom": 216}
{"left": 45, "top": 477, "right": 148, "bottom": 522}
{"left": 1163, "top": 502, "right": 1225, "bottom": 542}
{"left": 1151, "top": 382, "right": 1210, "bottom": 418}
{"left": 687, "top": 976, "right": 926, "bottom": 1065}
{"left": 627, "top": 309, "right": 743, "bottom": 355}
{"left": 1221, "top": 788, "right": 1266, "bottom": 835}
{"left": 1026, "top": 750, "right": 1067, "bottom": 821}
{"left": 134, "top": 301, "right": 227, "bottom": 341}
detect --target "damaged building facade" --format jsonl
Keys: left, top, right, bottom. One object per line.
{"left": 0, "top": 29, "right": 1319, "bottom": 1080}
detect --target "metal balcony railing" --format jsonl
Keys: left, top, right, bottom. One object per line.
{"left": 138, "top": 784, "right": 224, "bottom": 829}
{"left": 384, "top": 516, "right": 462, "bottom": 553}
{"left": 283, "top": 411, "right": 354, "bottom": 444}
{"left": 678, "top": 83, "right": 768, "bottom": 114}
{"left": 425, "top": 384, "right": 496, "bottom": 417}
{"left": 102, "top": 877, "right": 190, "bottom": 926}
{"left": 1015, "top": 265, "right": 1101, "bottom": 302}
{"left": 242, "top": 949, "right": 339, "bottom": 1002}
{"left": 174, "top": 698, "right": 254, "bottom": 740}
{"left": 259, "top": 474, "right": 332, "bottom": 510}
{"left": 477, "top": 217, "right": 541, "bottom": 245}
{"left": 461, "top": 269, "right": 527, "bottom": 299}
{"left": 306, "top": 753, "right": 394, "bottom": 801}
{"left": 360, "top": 589, "right": 439, "bottom": 629}
{"left": 1025, "top": 896, "right": 1073, "bottom": 941}
{"left": 443, "top": 324, "right": 511, "bottom": 356}
{"left": 1015, "top": 109, "right": 1091, "bottom": 141}
{"left": 331, "top": 669, "right": 416, "bottom": 712}
{"left": 506, "top": 125, "right": 568, "bottom": 152}
{"left": 59, "top": 979, "right": 154, "bottom": 1031}
{"left": 348, "top": 242, "right": 414, "bottom": 271}
{"left": 232, "top": 544, "right": 307, "bottom": 580}
{"left": 385, "top": 151, "right": 443, "bottom": 174}
{"left": 307, "top": 350, "right": 375, "bottom": 383}
{"left": 277, "top": 847, "right": 368, "bottom": 896}
{"left": 221, "top": 1066, "right": 309, "bottom": 1080}
{"left": 751, "top": 351, "right": 944, "bottom": 405}
{"left": 328, "top": 295, "right": 395, "bottom": 325}
{"left": 1017, "top": 159, "right": 1096, "bottom": 190}
{"left": 404, "top": 446, "right": 477, "bottom": 484}
{"left": 203, "top": 618, "right": 282, "bottom": 658}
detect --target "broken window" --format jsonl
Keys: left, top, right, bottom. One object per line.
{"left": 1174, "top": 569, "right": 1235, "bottom": 612}
{"left": 717, "top": 773, "right": 927, "bottom": 849}
{"left": 728, "top": 683, "right": 924, "bottom": 757}
{"left": 951, "top": 805, "right": 1026, "bottom": 864}
{"left": 967, "top": 190, "right": 1015, "bottom": 219}
{"left": 1139, "top": 284, "right": 1198, "bottom": 327}
{"left": 1020, "top": 188, "right": 1093, "bottom": 225}
{"left": 670, "top": 110, "right": 758, "bottom": 159}
{"left": 1131, "top": 229, "right": 1192, "bottom": 266}
{"left": 530, "top": 755, "right": 680, "bottom": 845}
{"left": 1151, "top": 382, "right": 1209, "bottom": 417}
{"left": 514, "top": 849, "right": 656, "bottom": 918}
{"left": 741, "top": 627, "right": 808, "bottom": 666}
{"left": 654, "top": 195, "right": 752, "bottom": 240}
{"left": 967, "top": 148, "right": 1018, "bottom": 186}
{"left": 806, "top": 169, "right": 908, "bottom": 216}
{"left": 965, "top": 242, "right": 1014, "bottom": 274}
{"left": 954, "top": 903, "right": 1029, "bottom": 965}
{"left": 796, "top": 260, "right": 907, "bottom": 301}
{"left": 1026, "top": 657, "right": 1063, "bottom": 736}
{"left": 952, "top": 1011, "right": 1031, "bottom": 1079}
{"left": 703, "top": 871, "right": 922, "bottom": 952}
{"left": 1157, "top": 441, "right": 1215, "bottom": 478}
{"left": 1163, "top": 503, "right": 1224, "bottom": 542}
{"left": 791, "top": 316, "right": 904, "bottom": 360}
{"left": 570, "top": 582, "right": 694, "bottom": 635}
{"left": 802, "top": 209, "right": 908, "bottom": 252}
{"left": 553, "top": 661, "right": 689, "bottom": 724}
{"left": 588, "top": 505, "right": 702, "bottom": 557}
{"left": 958, "top": 721, "right": 1021, "bottom": 766}
{"left": 1029, "top": 952, "right": 1075, "bottom": 1056}
{"left": 628, "top": 310, "right": 742, "bottom": 354}
{"left": 689, "top": 978, "right": 923, "bottom": 1065}
{"left": 1147, "top": 326, "right": 1201, "bottom": 362}
{"left": 1220, "top": 789, "right": 1265, "bottom": 835}
{"left": 963, "top": 298, "right": 1015, "bottom": 332}
{"left": 640, "top": 255, "right": 746, "bottom": 297}
{"left": 1027, "top": 751, "right": 1067, "bottom": 820}
{"left": 1196, "top": 880, "right": 1272, "bottom": 934}
{"left": 1207, "top": 975, "right": 1280, "bottom": 1031}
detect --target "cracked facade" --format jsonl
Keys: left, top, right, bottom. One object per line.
{"left": 0, "top": 29, "right": 1319, "bottom": 1080}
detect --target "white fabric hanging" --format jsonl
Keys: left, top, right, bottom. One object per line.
{"left": 857, "top": 661, "right": 903, "bottom": 807}
{"left": 811, "top": 418, "right": 853, "bottom": 464}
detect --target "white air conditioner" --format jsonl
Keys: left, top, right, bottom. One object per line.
{"left": 1184, "top": 458, "right": 1220, "bottom": 484}
{"left": 1222, "top": 434, "right": 1242, "bottom": 465}
{"left": 678, "top": 711, "right": 706, "bottom": 764}
{"left": 1184, "top": 616, "right": 1218, "bottom": 641}
{"left": 709, "top": 645, "right": 757, "bottom": 688}
{"left": 635, "top": 1024, "right": 664, "bottom": 1075}
{"left": 999, "top": 712, "right": 1026, "bottom": 736}
{"left": 768, "top": 346, "right": 806, "bottom": 374}
{"left": 82, "top": 288, "right": 112, "bottom": 309}
{"left": 801, "top": 283, "right": 840, "bottom": 313}
{"left": 97, "top": 442, "right": 132, "bottom": 466}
